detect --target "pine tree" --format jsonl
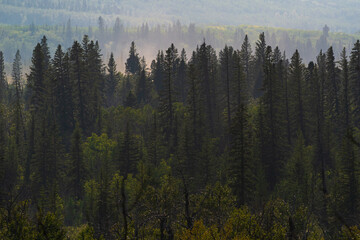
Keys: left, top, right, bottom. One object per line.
{"left": 233, "top": 50, "right": 247, "bottom": 107}
{"left": 159, "top": 44, "right": 179, "bottom": 153}
{"left": 260, "top": 46, "right": 284, "bottom": 189}
{"left": 28, "top": 43, "right": 46, "bottom": 115}
{"left": 335, "top": 48, "right": 358, "bottom": 223}
{"left": 176, "top": 48, "right": 187, "bottom": 103}
{"left": 11, "top": 50, "right": 25, "bottom": 146}
{"left": 0, "top": 51, "right": 6, "bottom": 103}
{"left": 84, "top": 39, "right": 104, "bottom": 134}
{"left": 289, "top": 50, "right": 306, "bottom": 139}
{"left": 194, "top": 42, "right": 219, "bottom": 136}
{"left": 52, "top": 45, "right": 73, "bottom": 140}
{"left": 40, "top": 36, "right": 51, "bottom": 70}
{"left": 240, "top": 35, "right": 253, "bottom": 94}
{"left": 70, "top": 41, "right": 88, "bottom": 134}
{"left": 151, "top": 50, "right": 165, "bottom": 93}
{"left": 325, "top": 46, "right": 340, "bottom": 131}
{"left": 105, "top": 52, "right": 118, "bottom": 107}
{"left": 350, "top": 40, "right": 360, "bottom": 128}
{"left": 125, "top": 41, "right": 140, "bottom": 75}
{"left": 219, "top": 45, "right": 234, "bottom": 134}
{"left": 136, "top": 65, "right": 149, "bottom": 105}
{"left": 339, "top": 48, "right": 351, "bottom": 132}
{"left": 186, "top": 58, "right": 204, "bottom": 158}
{"left": 253, "top": 33, "right": 266, "bottom": 98}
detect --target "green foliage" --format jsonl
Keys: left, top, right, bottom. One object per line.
{"left": 1, "top": 29, "right": 360, "bottom": 239}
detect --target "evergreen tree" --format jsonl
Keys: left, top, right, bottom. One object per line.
{"left": 70, "top": 41, "right": 89, "bottom": 135}
{"left": 28, "top": 43, "right": 46, "bottom": 115}
{"left": 105, "top": 52, "right": 118, "bottom": 107}
{"left": 219, "top": 45, "right": 234, "bottom": 133}
{"left": 194, "top": 42, "right": 219, "bottom": 136}
{"left": 159, "top": 43, "right": 179, "bottom": 153}
{"left": 52, "top": 45, "right": 73, "bottom": 140}
{"left": 253, "top": 32, "right": 266, "bottom": 98}
{"left": 340, "top": 48, "right": 351, "bottom": 132}
{"left": 289, "top": 50, "right": 306, "bottom": 139}
{"left": 350, "top": 40, "right": 360, "bottom": 128}
{"left": 325, "top": 46, "right": 340, "bottom": 131}
{"left": 136, "top": 66, "right": 149, "bottom": 105}
{"left": 176, "top": 48, "right": 187, "bottom": 103}
{"left": 125, "top": 41, "right": 141, "bottom": 75}
{"left": 151, "top": 50, "right": 165, "bottom": 93}
{"left": 11, "top": 50, "right": 25, "bottom": 146}
{"left": 0, "top": 51, "right": 6, "bottom": 103}
{"left": 240, "top": 35, "right": 253, "bottom": 94}
{"left": 40, "top": 36, "right": 51, "bottom": 70}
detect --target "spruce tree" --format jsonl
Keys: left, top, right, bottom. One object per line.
{"left": 325, "top": 46, "right": 340, "bottom": 132}
{"left": 105, "top": 52, "right": 118, "bottom": 107}
{"left": 240, "top": 35, "right": 253, "bottom": 94}
{"left": 125, "top": 41, "right": 141, "bottom": 75}
{"left": 350, "top": 40, "right": 360, "bottom": 128}
{"left": 176, "top": 48, "right": 187, "bottom": 103}
{"left": 52, "top": 45, "right": 73, "bottom": 140}
{"left": 70, "top": 41, "right": 88, "bottom": 134}
{"left": 136, "top": 64, "right": 149, "bottom": 105}
{"left": 219, "top": 45, "right": 234, "bottom": 133}
{"left": 0, "top": 51, "right": 6, "bottom": 103}
{"left": 11, "top": 50, "right": 25, "bottom": 146}
{"left": 289, "top": 50, "right": 306, "bottom": 139}
{"left": 253, "top": 33, "right": 266, "bottom": 98}
{"left": 159, "top": 44, "right": 179, "bottom": 153}
{"left": 151, "top": 50, "right": 165, "bottom": 93}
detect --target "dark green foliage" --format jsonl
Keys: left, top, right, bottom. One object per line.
{"left": 68, "top": 124, "right": 86, "bottom": 200}
{"left": 253, "top": 33, "right": 266, "bottom": 98}
{"left": 125, "top": 41, "right": 140, "bottom": 75}
{"left": 0, "top": 51, "right": 6, "bottom": 103}
{"left": 1, "top": 34, "right": 360, "bottom": 239}
{"left": 105, "top": 53, "right": 118, "bottom": 107}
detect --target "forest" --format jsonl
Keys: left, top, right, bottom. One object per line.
{"left": 1, "top": 30, "right": 360, "bottom": 239}
{"left": 0, "top": 19, "right": 359, "bottom": 72}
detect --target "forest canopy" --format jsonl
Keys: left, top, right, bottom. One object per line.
{"left": 1, "top": 30, "right": 360, "bottom": 238}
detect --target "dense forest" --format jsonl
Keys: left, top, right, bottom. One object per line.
{"left": 0, "top": 0, "right": 359, "bottom": 33}
{"left": 1, "top": 31, "right": 360, "bottom": 239}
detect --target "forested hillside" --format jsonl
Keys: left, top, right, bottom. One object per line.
{"left": 1, "top": 30, "right": 360, "bottom": 238}
{"left": 0, "top": 0, "right": 359, "bottom": 32}
{"left": 0, "top": 21, "right": 359, "bottom": 73}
